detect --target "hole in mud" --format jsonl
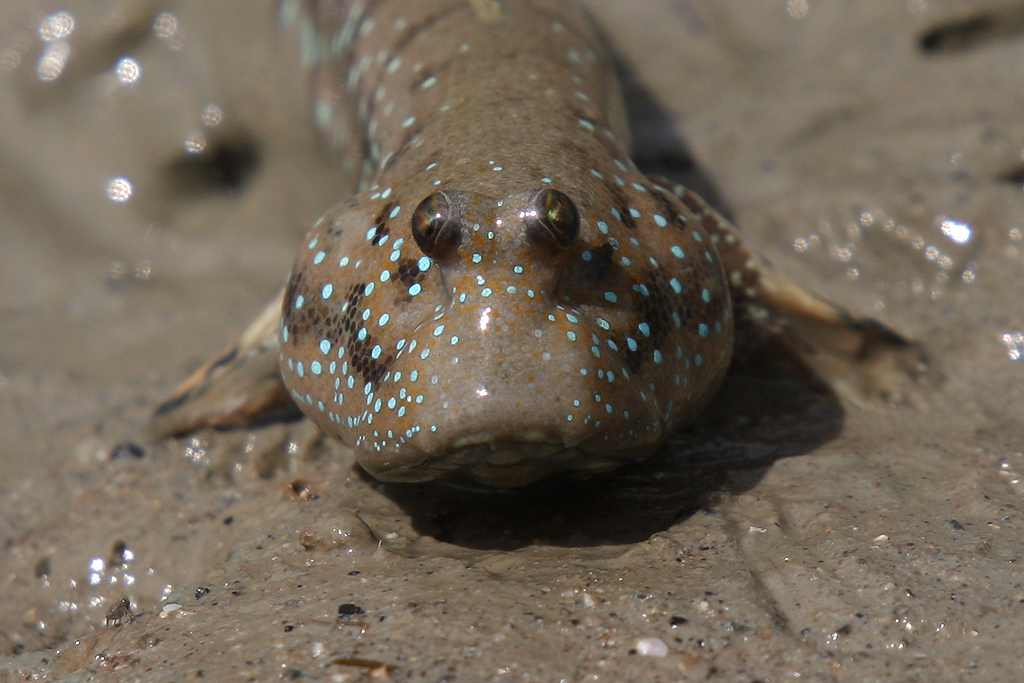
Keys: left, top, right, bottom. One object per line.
{"left": 998, "top": 162, "right": 1024, "bottom": 185}
{"left": 919, "top": 6, "right": 1024, "bottom": 53}
{"left": 162, "top": 131, "right": 261, "bottom": 198}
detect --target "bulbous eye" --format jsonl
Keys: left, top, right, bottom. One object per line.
{"left": 523, "top": 189, "right": 579, "bottom": 250}
{"left": 411, "top": 192, "right": 461, "bottom": 258}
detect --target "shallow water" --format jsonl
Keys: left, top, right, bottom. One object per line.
{"left": 2, "top": 1, "right": 1024, "bottom": 681}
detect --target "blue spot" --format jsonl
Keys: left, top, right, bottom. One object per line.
{"left": 669, "top": 278, "right": 682, "bottom": 294}
{"left": 653, "top": 350, "right": 663, "bottom": 364}
{"left": 295, "top": 295, "right": 305, "bottom": 309}
{"left": 654, "top": 215, "right": 667, "bottom": 227}
{"left": 567, "top": 331, "right": 577, "bottom": 341}
{"left": 638, "top": 322, "right": 651, "bottom": 337}
{"left": 702, "top": 288, "right": 711, "bottom": 303}
{"left": 695, "top": 354, "right": 703, "bottom": 367}
{"left": 319, "top": 339, "right": 331, "bottom": 354}
{"left": 310, "top": 360, "right": 322, "bottom": 375}
{"left": 597, "top": 221, "right": 610, "bottom": 235}
{"left": 671, "top": 245, "right": 686, "bottom": 259}
{"left": 604, "top": 291, "right": 617, "bottom": 303}
{"left": 313, "top": 250, "right": 326, "bottom": 264}
{"left": 699, "top": 323, "right": 709, "bottom": 338}
{"left": 379, "top": 313, "right": 390, "bottom": 326}
{"left": 418, "top": 256, "right": 431, "bottom": 271}
{"left": 364, "top": 282, "right": 375, "bottom": 296}
{"left": 409, "top": 283, "right": 422, "bottom": 296}
{"left": 629, "top": 208, "right": 642, "bottom": 219}
{"left": 322, "top": 283, "right": 334, "bottom": 299}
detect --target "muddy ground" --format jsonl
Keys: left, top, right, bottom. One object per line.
{"left": 2, "top": 1, "right": 1024, "bottom": 681}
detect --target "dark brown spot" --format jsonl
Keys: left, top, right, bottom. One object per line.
{"left": 396, "top": 258, "right": 424, "bottom": 288}
{"left": 650, "top": 185, "right": 689, "bottom": 231}
{"left": 576, "top": 242, "right": 616, "bottom": 285}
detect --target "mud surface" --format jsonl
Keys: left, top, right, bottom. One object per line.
{"left": 2, "top": 1, "right": 1024, "bottom": 681}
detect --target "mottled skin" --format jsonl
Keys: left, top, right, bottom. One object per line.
{"left": 276, "top": 0, "right": 735, "bottom": 485}
{"left": 154, "top": 0, "right": 921, "bottom": 487}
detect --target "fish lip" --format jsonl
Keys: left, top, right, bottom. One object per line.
{"left": 359, "top": 433, "right": 640, "bottom": 487}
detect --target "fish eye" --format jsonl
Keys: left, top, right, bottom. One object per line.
{"left": 411, "top": 192, "right": 461, "bottom": 258}
{"left": 523, "top": 188, "right": 580, "bottom": 250}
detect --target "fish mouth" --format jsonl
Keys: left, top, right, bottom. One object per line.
{"left": 359, "top": 435, "right": 636, "bottom": 488}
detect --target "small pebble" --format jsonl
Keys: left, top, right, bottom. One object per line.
{"left": 635, "top": 637, "right": 668, "bottom": 657}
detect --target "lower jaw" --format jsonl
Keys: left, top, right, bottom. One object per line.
{"left": 363, "top": 441, "right": 644, "bottom": 488}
